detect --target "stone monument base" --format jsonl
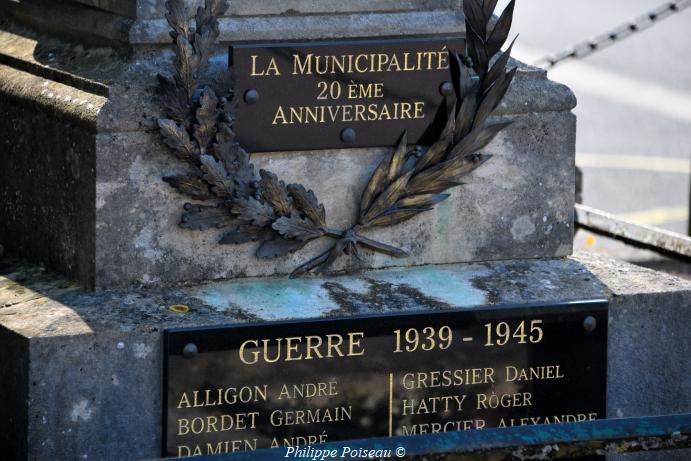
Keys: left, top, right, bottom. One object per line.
{"left": 1, "top": 252, "right": 689, "bottom": 461}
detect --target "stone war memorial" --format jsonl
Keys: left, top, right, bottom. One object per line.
{"left": 0, "top": 0, "right": 690, "bottom": 460}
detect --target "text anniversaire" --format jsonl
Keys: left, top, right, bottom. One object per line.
{"left": 248, "top": 48, "right": 450, "bottom": 126}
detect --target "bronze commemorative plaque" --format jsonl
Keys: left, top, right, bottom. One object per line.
{"left": 231, "top": 37, "right": 464, "bottom": 152}
{"left": 163, "top": 300, "right": 607, "bottom": 458}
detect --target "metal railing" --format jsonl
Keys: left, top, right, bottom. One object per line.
{"left": 535, "top": 0, "right": 691, "bottom": 68}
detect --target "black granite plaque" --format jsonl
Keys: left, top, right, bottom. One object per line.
{"left": 163, "top": 300, "right": 607, "bottom": 458}
{"left": 231, "top": 37, "right": 464, "bottom": 152}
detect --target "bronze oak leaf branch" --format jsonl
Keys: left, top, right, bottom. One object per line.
{"left": 157, "top": 0, "right": 517, "bottom": 277}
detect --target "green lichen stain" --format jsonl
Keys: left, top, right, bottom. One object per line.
{"left": 189, "top": 278, "right": 342, "bottom": 319}
{"left": 323, "top": 278, "right": 453, "bottom": 315}
{"left": 188, "top": 265, "right": 490, "bottom": 319}
{"left": 470, "top": 262, "right": 540, "bottom": 306}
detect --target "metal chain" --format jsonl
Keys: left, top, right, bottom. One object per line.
{"left": 536, "top": 0, "right": 691, "bottom": 68}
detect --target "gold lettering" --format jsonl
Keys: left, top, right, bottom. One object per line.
{"left": 348, "top": 332, "right": 365, "bottom": 356}
{"left": 239, "top": 339, "right": 260, "bottom": 364}
{"left": 177, "top": 392, "right": 191, "bottom": 409}
{"left": 293, "top": 54, "right": 313, "bottom": 75}
{"left": 272, "top": 106, "right": 287, "bottom": 125}
{"left": 414, "top": 101, "right": 425, "bottom": 119}
{"left": 250, "top": 55, "right": 263, "bottom": 76}
{"left": 355, "top": 54, "right": 369, "bottom": 73}
{"left": 285, "top": 337, "right": 303, "bottom": 361}
{"left": 438, "top": 47, "right": 450, "bottom": 70}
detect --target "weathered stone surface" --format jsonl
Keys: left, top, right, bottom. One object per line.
{"left": 0, "top": 29, "right": 576, "bottom": 288}
{"left": 0, "top": 92, "right": 98, "bottom": 287}
{"left": 93, "top": 107, "right": 575, "bottom": 288}
{"left": 0, "top": 1, "right": 576, "bottom": 289}
{"left": 0, "top": 252, "right": 689, "bottom": 461}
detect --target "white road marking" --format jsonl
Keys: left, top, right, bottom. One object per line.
{"left": 619, "top": 206, "right": 688, "bottom": 226}
{"left": 576, "top": 153, "right": 691, "bottom": 174}
{"left": 515, "top": 45, "right": 691, "bottom": 124}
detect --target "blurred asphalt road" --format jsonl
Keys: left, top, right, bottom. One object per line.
{"left": 498, "top": 0, "right": 691, "bottom": 275}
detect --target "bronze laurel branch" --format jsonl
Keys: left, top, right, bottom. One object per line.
{"left": 156, "top": 0, "right": 517, "bottom": 277}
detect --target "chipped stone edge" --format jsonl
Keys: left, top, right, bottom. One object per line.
{"left": 0, "top": 64, "right": 105, "bottom": 131}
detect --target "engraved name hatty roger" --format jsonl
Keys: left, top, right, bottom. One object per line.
{"left": 231, "top": 37, "right": 465, "bottom": 152}
{"left": 163, "top": 301, "right": 608, "bottom": 458}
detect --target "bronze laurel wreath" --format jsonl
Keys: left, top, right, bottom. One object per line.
{"left": 157, "top": 0, "right": 517, "bottom": 277}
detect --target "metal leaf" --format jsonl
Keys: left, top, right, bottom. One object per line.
{"left": 406, "top": 180, "right": 465, "bottom": 195}
{"left": 454, "top": 87, "right": 478, "bottom": 143}
{"left": 466, "top": 28, "right": 489, "bottom": 77}
{"left": 158, "top": 119, "right": 199, "bottom": 162}
{"left": 408, "top": 154, "right": 492, "bottom": 193}
{"left": 193, "top": 87, "right": 219, "bottom": 152}
{"left": 256, "top": 238, "right": 305, "bottom": 259}
{"left": 454, "top": 53, "right": 475, "bottom": 101}
{"left": 199, "top": 154, "right": 233, "bottom": 198}
{"left": 213, "top": 142, "right": 255, "bottom": 197}
{"left": 193, "top": 27, "right": 216, "bottom": 77}
{"left": 211, "top": 69, "right": 235, "bottom": 99}
{"left": 157, "top": 74, "right": 192, "bottom": 126}
{"left": 397, "top": 194, "right": 450, "bottom": 208}
{"left": 486, "top": 0, "right": 515, "bottom": 57}
{"left": 449, "top": 120, "right": 511, "bottom": 160}
{"left": 483, "top": 0, "right": 499, "bottom": 19}
{"left": 359, "top": 158, "right": 390, "bottom": 219}
{"left": 287, "top": 184, "right": 326, "bottom": 227}
{"left": 387, "top": 131, "right": 408, "bottom": 182}
{"left": 180, "top": 203, "right": 232, "bottom": 230}
{"left": 196, "top": 0, "right": 228, "bottom": 29}
{"left": 356, "top": 235, "right": 409, "bottom": 257}
{"left": 174, "top": 35, "right": 199, "bottom": 102}
{"left": 473, "top": 67, "right": 517, "bottom": 130}
{"left": 194, "top": 0, "right": 213, "bottom": 32}
{"left": 464, "top": 0, "right": 487, "bottom": 40}
{"left": 484, "top": 37, "right": 517, "bottom": 93}
{"left": 231, "top": 196, "right": 275, "bottom": 227}
{"left": 164, "top": 0, "right": 190, "bottom": 39}
{"left": 260, "top": 170, "right": 292, "bottom": 217}
{"left": 362, "top": 169, "right": 415, "bottom": 225}
{"left": 414, "top": 106, "right": 455, "bottom": 173}
{"left": 215, "top": 123, "right": 235, "bottom": 144}
{"left": 290, "top": 248, "right": 333, "bottom": 277}
{"left": 366, "top": 208, "right": 432, "bottom": 227}
{"left": 272, "top": 214, "right": 324, "bottom": 241}
{"left": 163, "top": 174, "right": 212, "bottom": 201}
{"left": 320, "top": 238, "right": 350, "bottom": 270}
{"left": 414, "top": 137, "right": 450, "bottom": 174}
{"left": 219, "top": 225, "right": 273, "bottom": 245}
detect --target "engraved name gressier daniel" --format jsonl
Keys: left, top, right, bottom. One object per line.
{"left": 249, "top": 47, "right": 451, "bottom": 125}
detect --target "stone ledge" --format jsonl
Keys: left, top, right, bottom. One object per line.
{"left": 139, "top": 0, "right": 463, "bottom": 20}
{"left": 131, "top": 10, "right": 466, "bottom": 44}
{"left": 0, "top": 64, "right": 105, "bottom": 130}
{"left": 1, "top": 252, "right": 689, "bottom": 335}
{"left": 0, "top": 0, "right": 465, "bottom": 47}
{"left": 0, "top": 0, "right": 134, "bottom": 47}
